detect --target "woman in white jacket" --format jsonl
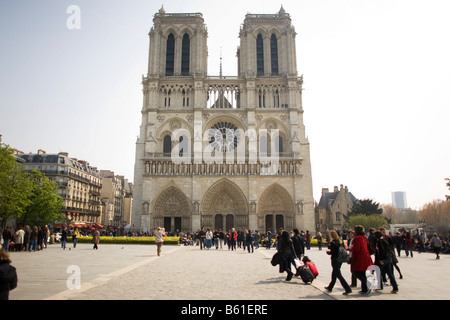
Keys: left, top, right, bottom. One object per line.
{"left": 205, "top": 228, "right": 213, "bottom": 249}
{"left": 154, "top": 227, "right": 165, "bottom": 256}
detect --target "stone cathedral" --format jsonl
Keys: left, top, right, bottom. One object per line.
{"left": 132, "top": 6, "right": 315, "bottom": 234}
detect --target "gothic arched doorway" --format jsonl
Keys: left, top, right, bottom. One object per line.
{"left": 153, "top": 186, "right": 191, "bottom": 233}
{"left": 258, "top": 184, "right": 294, "bottom": 232}
{"left": 200, "top": 179, "right": 248, "bottom": 230}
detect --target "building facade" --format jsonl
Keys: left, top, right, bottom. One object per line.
{"left": 132, "top": 7, "right": 315, "bottom": 234}
{"left": 16, "top": 150, "right": 103, "bottom": 227}
{"left": 100, "top": 170, "right": 133, "bottom": 229}
{"left": 315, "top": 185, "right": 357, "bottom": 233}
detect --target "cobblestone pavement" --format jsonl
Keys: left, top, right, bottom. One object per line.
{"left": 8, "top": 242, "right": 449, "bottom": 301}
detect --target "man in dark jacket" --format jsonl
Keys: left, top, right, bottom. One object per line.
{"left": 374, "top": 231, "right": 398, "bottom": 293}
{"left": 291, "top": 229, "right": 305, "bottom": 258}
{"left": 0, "top": 249, "right": 18, "bottom": 300}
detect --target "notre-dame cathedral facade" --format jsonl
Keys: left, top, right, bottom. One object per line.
{"left": 132, "top": 6, "right": 315, "bottom": 234}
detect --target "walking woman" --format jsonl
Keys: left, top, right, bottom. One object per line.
{"left": 72, "top": 228, "right": 80, "bottom": 249}
{"left": 92, "top": 228, "right": 100, "bottom": 250}
{"left": 430, "top": 233, "right": 442, "bottom": 259}
{"left": 154, "top": 227, "right": 165, "bottom": 256}
{"left": 277, "top": 231, "right": 297, "bottom": 281}
{"left": 348, "top": 225, "right": 373, "bottom": 294}
{"left": 325, "top": 230, "right": 352, "bottom": 295}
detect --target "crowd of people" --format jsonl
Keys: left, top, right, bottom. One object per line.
{"left": 1, "top": 225, "right": 51, "bottom": 252}
{"left": 1, "top": 221, "right": 449, "bottom": 300}
{"left": 0, "top": 225, "right": 104, "bottom": 252}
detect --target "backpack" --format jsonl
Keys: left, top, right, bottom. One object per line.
{"left": 367, "top": 242, "right": 376, "bottom": 255}
{"left": 336, "top": 243, "right": 351, "bottom": 263}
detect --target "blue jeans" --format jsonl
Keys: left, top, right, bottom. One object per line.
{"left": 200, "top": 238, "right": 205, "bottom": 249}
{"left": 30, "top": 240, "right": 37, "bottom": 251}
{"left": 206, "top": 239, "right": 212, "bottom": 249}
{"left": 246, "top": 241, "right": 254, "bottom": 252}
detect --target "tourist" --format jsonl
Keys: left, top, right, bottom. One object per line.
{"left": 2, "top": 227, "right": 13, "bottom": 252}
{"left": 430, "top": 233, "right": 442, "bottom": 259}
{"left": 238, "top": 229, "right": 244, "bottom": 248}
{"left": 24, "top": 226, "right": 31, "bottom": 251}
{"left": 393, "top": 232, "right": 403, "bottom": 257}
{"left": 253, "top": 230, "right": 261, "bottom": 249}
{"left": 213, "top": 229, "right": 220, "bottom": 249}
{"left": 291, "top": 228, "right": 305, "bottom": 259}
{"left": 29, "top": 226, "right": 38, "bottom": 252}
{"left": 228, "top": 228, "right": 237, "bottom": 251}
{"left": 324, "top": 230, "right": 352, "bottom": 295}
{"left": 154, "top": 227, "right": 165, "bottom": 256}
{"left": 404, "top": 232, "right": 414, "bottom": 257}
{"left": 61, "top": 226, "right": 68, "bottom": 250}
{"left": 72, "top": 228, "right": 80, "bottom": 248}
{"left": 374, "top": 230, "right": 398, "bottom": 293}
{"left": 347, "top": 230, "right": 358, "bottom": 287}
{"left": 43, "top": 225, "right": 50, "bottom": 249}
{"left": 198, "top": 227, "right": 206, "bottom": 250}
{"left": 13, "top": 227, "right": 25, "bottom": 252}
{"left": 245, "top": 229, "right": 254, "bottom": 253}
{"left": 205, "top": 228, "right": 213, "bottom": 249}
{"left": 92, "top": 228, "right": 100, "bottom": 250}
{"left": 315, "top": 232, "right": 323, "bottom": 251}
{"left": 266, "top": 229, "right": 273, "bottom": 249}
{"left": 305, "top": 230, "right": 311, "bottom": 250}
{"left": 218, "top": 229, "right": 225, "bottom": 249}
{"left": 348, "top": 225, "right": 373, "bottom": 294}
{"left": 276, "top": 231, "right": 296, "bottom": 281}
{"left": 0, "top": 249, "right": 18, "bottom": 300}
{"left": 379, "top": 227, "right": 403, "bottom": 279}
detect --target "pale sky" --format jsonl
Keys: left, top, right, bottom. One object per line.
{"left": 1, "top": 0, "right": 449, "bottom": 210}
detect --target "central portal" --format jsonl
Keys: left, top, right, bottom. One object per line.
{"left": 201, "top": 179, "right": 248, "bottom": 230}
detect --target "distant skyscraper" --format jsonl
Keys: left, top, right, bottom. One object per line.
{"left": 392, "top": 191, "right": 407, "bottom": 209}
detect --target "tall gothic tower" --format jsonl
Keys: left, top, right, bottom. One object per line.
{"left": 132, "top": 6, "right": 315, "bottom": 234}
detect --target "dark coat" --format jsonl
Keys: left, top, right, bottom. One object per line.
{"left": 292, "top": 234, "right": 305, "bottom": 257}
{"left": 0, "top": 261, "right": 18, "bottom": 300}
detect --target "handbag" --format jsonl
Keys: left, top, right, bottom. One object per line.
{"left": 337, "top": 243, "right": 351, "bottom": 263}
{"left": 293, "top": 258, "right": 303, "bottom": 269}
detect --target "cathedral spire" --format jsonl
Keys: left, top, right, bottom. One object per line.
{"left": 220, "top": 47, "right": 223, "bottom": 78}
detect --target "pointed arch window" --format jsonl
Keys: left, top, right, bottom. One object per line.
{"left": 270, "top": 34, "right": 279, "bottom": 75}
{"left": 165, "top": 33, "right": 175, "bottom": 76}
{"left": 275, "top": 136, "right": 283, "bottom": 153}
{"left": 256, "top": 34, "right": 264, "bottom": 75}
{"left": 178, "top": 135, "right": 188, "bottom": 157}
{"left": 181, "top": 33, "right": 190, "bottom": 75}
{"left": 163, "top": 135, "right": 172, "bottom": 155}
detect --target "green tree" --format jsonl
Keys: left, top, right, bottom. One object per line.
{"left": 19, "top": 170, "right": 65, "bottom": 227}
{"left": 348, "top": 214, "right": 389, "bottom": 230}
{"left": 347, "top": 199, "right": 383, "bottom": 218}
{"left": 0, "top": 141, "right": 31, "bottom": 230}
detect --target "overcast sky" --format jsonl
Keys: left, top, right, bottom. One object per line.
{"left": 1, "top": 0, "right": 449, "bottom": 210}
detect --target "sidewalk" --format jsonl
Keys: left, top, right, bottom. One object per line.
{"left": 8, "top": 242, "right": 449, "bottom": 300}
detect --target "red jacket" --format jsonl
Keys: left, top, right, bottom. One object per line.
{"left": 228, "top": 231, "right": 237, "bottom": 241}
{"left": 348, "top": 235, "right": 373, "bottom": 272}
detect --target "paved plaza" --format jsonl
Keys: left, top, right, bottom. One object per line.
{"left": 7, "top": 241, "right": 449, "bottom": 301}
